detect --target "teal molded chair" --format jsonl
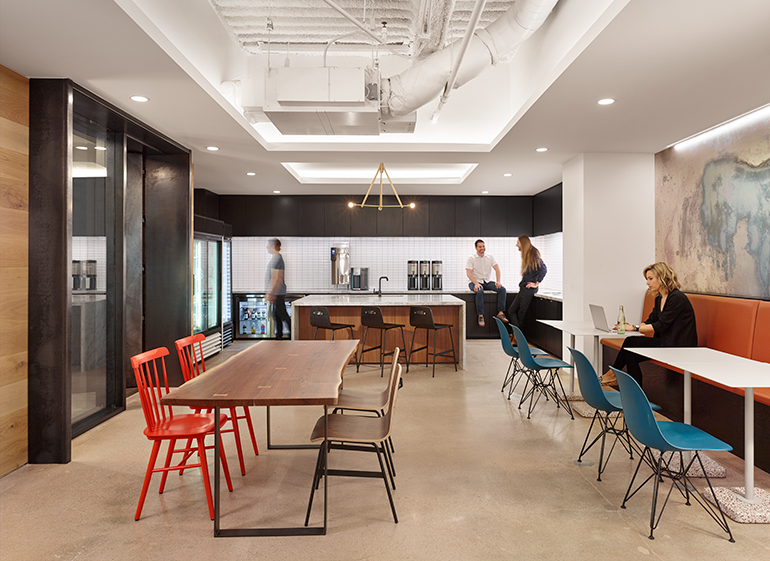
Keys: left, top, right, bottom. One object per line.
{"left": 613, "top": 368, "right": 734, "bottom": 542}
{"left": 568, "top": 348, "right": 660, "bottom": 481}
{"left": 494, "top": 317, "right": 547, "bottom": 398}
{"left": 511, "top": 326, "right": 574, "bottom": 419}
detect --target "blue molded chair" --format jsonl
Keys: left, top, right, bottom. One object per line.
{"left": 613, "top": 368, "right": 734, "bottom": 542}
{"left": 569, "top": 348, "right": 660, "bottom": 481}
{"left": 494, "top": 317, "right": 547, "bottom": 398}
{"left": 511, "top": 326, "right": 574, "bottom": 419}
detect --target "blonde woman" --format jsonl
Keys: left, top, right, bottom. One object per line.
{"left": 506, "top": 235, "right": 547, "bottom": 333}
{"left": 603, "top": 262, "right": 697, "bottom": 387}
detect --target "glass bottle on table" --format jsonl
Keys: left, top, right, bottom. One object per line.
{"left": 617, "top": 305, "right": 626, "bottom": 334}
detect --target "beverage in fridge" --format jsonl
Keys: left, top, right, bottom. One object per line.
{"left": 234, "top": 293, "right": 299, "bottom": 339}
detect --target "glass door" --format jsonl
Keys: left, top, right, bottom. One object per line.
{"left": 193, "top": 235, "right": 222, "bottom": 334}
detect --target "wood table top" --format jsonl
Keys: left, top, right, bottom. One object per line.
{"left": 161, "top": 340, "right": 358, "bottom": 408}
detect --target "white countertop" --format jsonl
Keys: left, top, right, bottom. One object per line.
{"left": 293, "top": 294, "right": 465, "bottom": 306}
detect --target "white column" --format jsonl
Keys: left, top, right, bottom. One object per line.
{"left": 561, "top": 153, "right": 655, "bottom": 366}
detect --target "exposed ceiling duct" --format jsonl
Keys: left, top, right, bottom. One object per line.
{"left": 225, "top": 0, "right": 559, "bottom": 134}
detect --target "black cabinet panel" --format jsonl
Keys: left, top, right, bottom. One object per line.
{"left": 324, "top": 196, "right": 351, "bottom": 237}
{"left": 351, "top": 206, "right": 377, "bottom": 236}
{"left": 220, "top": 196, "right": 273, "bottom": 236}
{"left": 403, "top": 196, "right": 429, "bottom": 237}
{"left": 507, "top": 197, "right": 533, "bottom": 237}
{"left": 376, "top": 196, "right": 403, "bottom": 236}
{"left": 429, "top": 197, "right": 455, "bottom": 236}
{"left": 272, "top": 196, "right": 298, "bottom": 236}
{"left": 193, "top": 188, "right": 220, "bottom": 220}
{"left": 481, "top": 196, "right": 507, "bottom": 237}
{"left": 298, "top": 196, "right": 325, "bottom": 236}
{"left": 455, "top": 196, "right": 481, "bottom": 237}
{"left": 534, "top": 183, "right": 562, "bottom": 236}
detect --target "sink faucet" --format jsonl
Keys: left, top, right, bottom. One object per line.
{"left": 378, "top": 276, "right": 389, "bottom": 297}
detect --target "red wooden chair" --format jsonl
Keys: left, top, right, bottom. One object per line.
{"left": 175, "top": 334, "right": 259, "bottom": 476}
{"left": 131, "top": 347, "right": 233, "bottom": 520}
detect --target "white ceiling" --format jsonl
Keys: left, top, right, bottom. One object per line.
{"left": 1, "top": 0, "right": 769, "bottom": 197}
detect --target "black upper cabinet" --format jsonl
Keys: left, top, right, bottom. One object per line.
{"left": 455, "top": 196, "right": 481, "bottom": 237}
{"left": 219, "top": 196, "right": 272, "bottom": 236}
{"left": 403, "top": 196, "right": 429, "bottom": 237}
{"left": 193, "top": 188, "right": 220, "bottom": 220}
{"left": 350, "top": 206, "right": 377, "bottom": 236}
{"left": 507, "top": 197, "right": 533, "bottom": 237}
{"left": 376, "top": 196, "right": 403, "bottom": 236}
{"left": 298, "top": 196, "right": 325, "bottom": 236}
{"left": 272, "top": 196, "right": 298, "bottom": 236}
{"left": 429, "top": 197, "right": 455, "bottom": 236}
{"left": 324, "top": 196, "right": 351, "bottom": 237}
{"left": 533, "top": 183, "right": 562, "bottom": 236}
{"left": 481, "top": 196, "right": 507, "bottom": 237}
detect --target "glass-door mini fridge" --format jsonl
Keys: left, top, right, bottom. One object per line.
{"left": 193, "top": 235, "right": 221, "bottom": 335}
{"left": 234, "top": 293, "right": 299, "bottom": 339}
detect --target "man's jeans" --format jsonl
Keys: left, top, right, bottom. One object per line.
{"left": 469, "top": 281, "right": 507, "bottom": 317}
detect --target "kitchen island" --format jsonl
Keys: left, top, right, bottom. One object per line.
{"left": 292, "top": 294, "right": 465, "bottom": 369}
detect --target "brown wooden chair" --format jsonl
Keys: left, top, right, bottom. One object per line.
{"left": 305, "top": 353, "right": 403, "bottom": 525}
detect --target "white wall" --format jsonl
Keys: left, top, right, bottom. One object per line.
{"left": 562, "top": 153, "right": 655, "bottom": 358}
{"left": 233, "top": 233, "right": 563, "bottom": 295}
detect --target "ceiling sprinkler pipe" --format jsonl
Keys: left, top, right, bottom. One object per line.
{"left": 383, "top": 0, "right": 559, "bottom": 118}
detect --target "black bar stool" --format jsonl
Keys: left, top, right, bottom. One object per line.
{"left": 309, "top": 306, "right": 355, "bottom": 340}
{"left": 358, "top": 306, "right": 409, "bottom": 376}
{"left": 408, "top": 306, "right": 457, "bottom": 377}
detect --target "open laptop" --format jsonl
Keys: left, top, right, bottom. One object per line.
{"left": 589, "top": 304, "right": 617, "bottom": 333}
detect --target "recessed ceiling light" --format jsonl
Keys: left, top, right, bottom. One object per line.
{"left": 75, "top": 146, "right": 88, "bottom": 151}
{"left": 206, "top": 146, "right": 219, "bottom": 151}
{"left": 246, "top": 172, "right": 256, "bottom": 176}
{"left": 597, "top": 98, "right": 615, "bottom": 105}
{"left": 503, "top": 173, "right": 512, "bottom": 177}
{"left": 130, "top": 95, "right": 149, "bottom": 102}
{"left": 535, "top": 147, "right": 548, "bottom": 152}
{"left": 273, "top": 190, "right": 280, "bottom": 194}
{"left": 94, "top": 146, "right": 107, "bottom": 151}
{"left": 481, "top": 191, "right": 489, "bottom": 194}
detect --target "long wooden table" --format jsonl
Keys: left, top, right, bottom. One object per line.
{"left": 161, "top": 340, "right": 358, "bottom": 537}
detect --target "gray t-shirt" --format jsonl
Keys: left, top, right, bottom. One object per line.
{"left": 266, "top": 254, "right": 287, "bottom": 295}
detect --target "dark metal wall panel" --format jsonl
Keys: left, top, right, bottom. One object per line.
{"left": 124, "top": 152, "right": 143, "bottom": 388}
{"left": 143, "top": 154, "right": 191, "bottom": 387}
{"left": 28, "top": 79, "right": 73, "bottom": 464}
{"left": 533, "top": 183, "right": 562, "bottom": 236}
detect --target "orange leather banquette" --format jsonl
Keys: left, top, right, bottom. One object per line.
{"left": 602, "top": 293, "right": 770, "bottom": 406}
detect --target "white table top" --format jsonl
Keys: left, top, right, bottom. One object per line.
{"left": 631, "top": 347, "right": 770, "bottom": 388}
{"left": 538, "top": 319, "right": 643, "bottom": 339}
{"left": 293, "top": 294, "right": 465, "bottom": 307}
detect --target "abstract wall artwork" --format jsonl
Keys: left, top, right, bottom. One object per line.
{"left": 655, "top": 108, "right": 770, "bottom": 298}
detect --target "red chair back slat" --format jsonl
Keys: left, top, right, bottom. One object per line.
{"left": 175, "top": 333, "right": 206, "bottom": 382}
{"left": 130, "top": 347, "right": 172, "bottom": 430}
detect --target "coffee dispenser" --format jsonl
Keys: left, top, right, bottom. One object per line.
{"left": 72, "top": 260, "right": 82, "bottom": 291}
{"left": 330, "top": 244, "right": 350, "bottom": 286}
{"left": 407, "top": 261, "right": 419, "bottom": 291}
{"left": 85, "top": 260, "right": 97, "bottom": 290}
{"left": 431, "top": 261, "right": 443, "bottom": 291}
{"left": 419, "top": 261, "right": 430, "bottom": 290}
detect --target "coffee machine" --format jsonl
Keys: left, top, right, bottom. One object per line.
{"left": 419, "top": 261, "right": 430, "bottom": 290}
{"left": 72, "top": 260, "right": 82, "bottom": 291}
{"left": 431, "top": 261, "right": 443, "bottom": 291}
{"left": 407, "top": 261, "right": 419, "bottom": 291}
{"left": 84, "top": 260, "right": 97, "bottom": 290}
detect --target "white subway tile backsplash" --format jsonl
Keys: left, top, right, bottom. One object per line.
{"left": 233, "top": 234, "right": 563, "bottom": 295}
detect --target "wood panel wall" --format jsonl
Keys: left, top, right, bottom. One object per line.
{"left": 0, "top": 65, "right": 29, "bottom": 475}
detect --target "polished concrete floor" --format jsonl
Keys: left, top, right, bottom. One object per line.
{"left": 2, "top": 340, "right": 769, "bottom": 560}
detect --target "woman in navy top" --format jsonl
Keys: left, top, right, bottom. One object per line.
{"left": 605, "top": 261, "right": 697, "bottom": 386}
{"left": 506, "top": 235, "right": 547, "bottom": 334}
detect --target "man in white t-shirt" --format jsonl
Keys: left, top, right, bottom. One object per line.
{"left": 465, "top": 239, "right": 508, "bottom": 327}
